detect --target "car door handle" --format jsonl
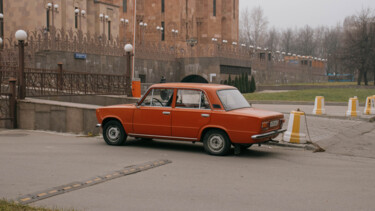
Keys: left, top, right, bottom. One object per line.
{"left": 162, "top": 111, "right": 171, "bottom": 115}
{"left": 201, "top": 114, "right": 210, "bottom": 118}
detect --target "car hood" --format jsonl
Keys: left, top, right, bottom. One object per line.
{"left": 228, "top": 107, "right": 283, "bottom": 119}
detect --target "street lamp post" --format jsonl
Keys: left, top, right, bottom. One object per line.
{"left": 139, "top": 22, "right": 147, "bottom": 45}
{"left": 120, "top": 18, "right": 129, "bottom": 42}
{"left": 15, "top": 30, "right": 28, "bottom": 99}
{"left": 99, "top": 13, "right": 108, "bottom": 39}
{"left": 46, "top": 2, "right": 59, "bottom": 28}
{"left": 0, "top": 13, "right": 3, "bottom": 38}
{"left": 171, "top": 29, "right": 178, "bottom": 51}
{"left": 211, "top": 38, "right": 218, "bottom": 55}
{"left": 124, "top": 44, "right": 134, "bottom": 97}
{"left": 75, "top": 8, "right": 86, "bottom": 30}
{"left": 156, "top": 26, "right": 164, "bottom": 43}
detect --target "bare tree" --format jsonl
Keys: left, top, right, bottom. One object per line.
{"left": 250, "top": 6, "right": 269, "bottom": 47}
{"left": 239, "top": 6, "right": 269, "bottom": 47}
{"left": 314, "top": 26, "right": 328, "bottom": 58}
{"left": 370, "top": 20, "right": 375, "bottom": 85}
{"left": 239, "top": 7, "right": 252, "bottom": 45}
{"left": 281, "top": 28, "right": 294, "bottom": 53}
{"left": 323, "top": 24, "right": 343, "bottom": 74}
{"left": 342, "top": 8, "right": 375, "bottom": 85}
{"left": 265, "top": 27, "right": 280, "bottom": 51}
{"left": 295, "top": 25, "right": 316, "bottom": 56}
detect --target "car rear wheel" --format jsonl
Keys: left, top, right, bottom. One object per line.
{"left": 203, "top": 130, "right": 231, "bottom": 156}
{"left": 103, "top": 120, "right": 127, "bottom": 146}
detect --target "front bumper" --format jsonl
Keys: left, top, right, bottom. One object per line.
{"left": 251, "top": 129, "right": 286, "bottom": 140}
{"left": 96, "top": 124, "right": 102, "bottom": 128}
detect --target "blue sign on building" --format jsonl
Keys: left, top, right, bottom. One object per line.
{"left": 74, "top": 53, "right": 87, "bottom": 60}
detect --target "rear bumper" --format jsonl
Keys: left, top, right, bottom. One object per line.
{"left": 251, "top": 129, "right": 286, "bottom": 140}
{"left": 96, "top": 124, "right": 102, "bottom": 128}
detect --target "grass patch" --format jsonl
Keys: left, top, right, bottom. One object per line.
{"left": 0, "top": 199, "right": 55, "bottom": 211}
{"left": 244, "top": 88, "right": 375, "bottom": 103}
{"left": 0, "top": 199, "right": 77, "bottom": 211}
{"left": 260, "top": 82, "right": 358, "bottom": 86}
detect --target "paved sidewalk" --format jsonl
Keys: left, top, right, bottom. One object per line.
{"left": 253, "top": 103, "right": 375, "bottom": 158}
{"left": 253, "top": 103, "right": 375, "bottom": 122}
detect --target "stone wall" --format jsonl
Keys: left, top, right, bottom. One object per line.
{"left": 17, "top": 98, "right": 100, "bottom": 135}
{"left": 29, "top": 50, "right": 327, "bottom": 85}
{"left": 34, "top": 51, "right": 127, "bottom": 75}
{"left": 37, "top": 95, "right": 139, "bottom": 106}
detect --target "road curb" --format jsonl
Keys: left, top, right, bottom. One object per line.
{"left": 249, "top": 100, "right": 357, "bottom": 106}
{"left": 280, "top": 112, "right": 375, "bottom": 122}
{"left": 264, "top": 141, "right": 316, "bottom": 151}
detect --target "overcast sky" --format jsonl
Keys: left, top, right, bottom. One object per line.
{"left": 239, "top": 0, "right": 375, "bottom": 29}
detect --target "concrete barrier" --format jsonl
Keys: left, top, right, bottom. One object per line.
{"left": 37, "top": 95, "right": 139, "bottom": 106}
{"left": 363, "top": 96, "right": 375, "bottom": 115}
{"left": 312, "top": 96, "right": 325, "bottom": 115}
{"left": 18, "top": 98, "right": 100, "bottom": 135}
{"left": 283, "top": 110, "right": 307, "bottom": 144}
{"left": 346, "top": 97, "right": 359, "bottom": 117}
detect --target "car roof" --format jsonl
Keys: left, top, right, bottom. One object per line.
{"left": 150, "top": 83, "right": 235, "bottom": 91}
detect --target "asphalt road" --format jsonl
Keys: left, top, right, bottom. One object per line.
{"left": 1, "top": 129, "right": 375, "bottom": 211}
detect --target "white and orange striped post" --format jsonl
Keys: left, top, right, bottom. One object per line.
{"left": 283, "top": 110, "right": 307, "bottom": 144}
{"left": 363, "top": 96, "right": 375, "bottom": 115}
{"left": 312, "top": 96, "right": 325, "bottom": 115}
{"left": 346, "top": 96, "right": 359, "bottom": 117}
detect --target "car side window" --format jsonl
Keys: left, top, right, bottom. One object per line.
{"left": 141, "top": 88, "right": 174, "bottom": 107}
{"left": 175, "top": 89, "right": 210, "bottom": 110}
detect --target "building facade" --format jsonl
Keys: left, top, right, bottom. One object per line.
{"left": 0, "top": 0, "right": 326, "bottom": 85}
{"left": 1, "top": 0, "right": 239, "bottom": 46}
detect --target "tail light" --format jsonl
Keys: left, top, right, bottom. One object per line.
{"left": 261, "top": 121, "right": 269, "bottom": 130}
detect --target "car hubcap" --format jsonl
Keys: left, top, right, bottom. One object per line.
{"left": 107, "top": 126, "right": 120, "bottom": 142}
{"left": 208, "top": 135, "right": 224, "bottom": 153}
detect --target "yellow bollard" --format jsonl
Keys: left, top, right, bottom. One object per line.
{"left": 283, "top": 110, "right": 307, "bottom": 144}
{"left": 346, "top": 96, "right": 359, "bottom": 117}
{"left": 312, "top": 96, "right": 325, "bottom": 115}
{"left": 364, "top": 96, "right": 375, "bottom": 115}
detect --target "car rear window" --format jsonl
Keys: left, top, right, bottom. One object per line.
{"left": 217, "top": 89, "right": 251, "bottom": 111}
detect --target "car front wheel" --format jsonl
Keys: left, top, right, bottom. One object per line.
{"left": 103, "top": 120, "right": 127, "bottom": 146}
{"left": 203, "top": 130, "right": 231, "bottom": 156}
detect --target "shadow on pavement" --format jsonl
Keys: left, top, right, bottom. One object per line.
{"left": 99, "top": 138, "right": 284, "bottom": 158}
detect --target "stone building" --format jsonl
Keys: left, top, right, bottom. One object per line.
{"left": 0, "top": 0, "right": 326, "bottom": 85}
{"left": 1, "top": 0, "right": 120, "bottom": 41}
{"left": 119, "top": 0, "right": 239, "bottom": 45}
{"left": 1, "top": 0, "right": 239, "bottom": 45}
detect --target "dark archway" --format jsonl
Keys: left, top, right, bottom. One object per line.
{"left": 181, "top": 75, "right": 209, "bottom": 83}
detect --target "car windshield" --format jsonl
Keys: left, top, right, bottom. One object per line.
{"left": 217, "top": 89, "right": 251, "bottom": 111}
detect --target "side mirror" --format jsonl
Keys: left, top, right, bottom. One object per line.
{"left": 136, "top": 101, "right": 141, "bottom": 108}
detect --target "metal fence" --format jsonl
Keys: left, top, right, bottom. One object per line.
{"left": 0, "top": 66, "right": 128, "bottom": 97}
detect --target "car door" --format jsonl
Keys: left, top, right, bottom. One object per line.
{"left": 171, "top": 89, "right": 211, "bottom": 139}
{"left": 133, "top": 88, "right": 174, "bottom": 137}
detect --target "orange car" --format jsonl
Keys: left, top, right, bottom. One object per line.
{"left": 96, "top": 83, "right": 285, "bottom": 156}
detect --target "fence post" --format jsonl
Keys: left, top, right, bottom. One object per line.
{"left": 9, "top": 78, "right": 17, "bottom": 129}
{"left": 18, "top": 40, "right": 26, "bottom": 99}
{"left": 58, "top": 62, "right": 63, "bottom": 91}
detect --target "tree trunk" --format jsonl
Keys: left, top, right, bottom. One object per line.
{"left": 364, "top": 70, "right": 368, "bottom": 86}
{"left": 357, "top": 69, "right": 363, "bottom": 85}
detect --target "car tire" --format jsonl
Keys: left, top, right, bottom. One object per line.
{"left": 103, "top": 120, "right": 127, "bottom": 146}
{"left": 203, "top": 129, "right": 231, "bottom": 156}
